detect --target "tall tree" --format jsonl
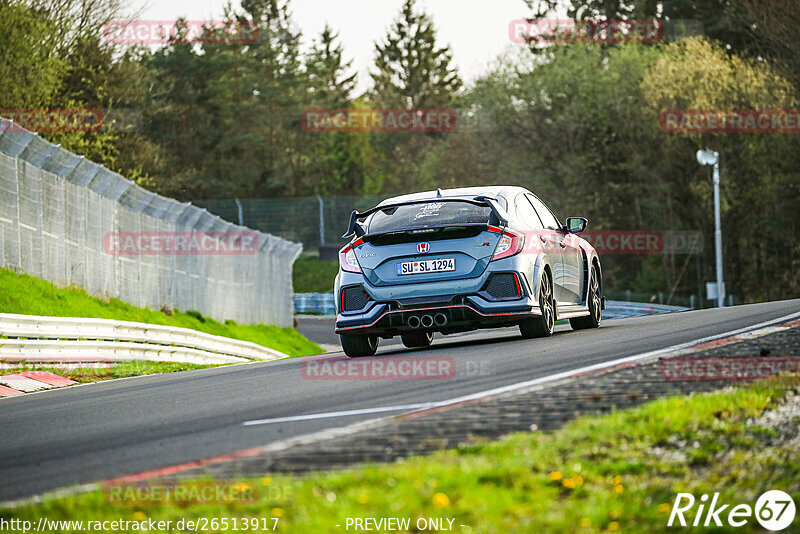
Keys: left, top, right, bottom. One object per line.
{"left": 524, "top": 0, "right": 800, "bottom": 86}
{"left": 306, "top": 23, "right": 356, "bottom": 106}
{"left": 0, "top": 2, "right": 65, "bottom": 108}
{"left": 301, "top": 24, "right": 367, "bottom": 195}
{"left": 371, "top": 0, "right": 462, "bottom": 108}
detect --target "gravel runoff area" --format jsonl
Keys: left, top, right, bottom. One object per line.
{"left": 161, "top": 322, "right": 800, "bottom": 481}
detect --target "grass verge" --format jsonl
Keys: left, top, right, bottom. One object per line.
{"left": 0, "top": 361, "right": 220, "bottom": 383}
{"left": 4, "top": 378, "right": 798, "bottom": 532}
{"left": 293, "top": 256, "right": 337, "bottom": 294}
{"left": 0, "top": 267, "right": 320, "bottom": 357}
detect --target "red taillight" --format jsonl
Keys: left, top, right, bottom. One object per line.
{"left": 339, "top": 241, "right": 363, "bottom": 273}
{"left": 491, "top": 229, "right": 524, "bottom": 261}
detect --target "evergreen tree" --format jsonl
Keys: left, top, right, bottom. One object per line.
{"left": 306, "top": 24, "right": 356, "bottom": 106}
{"left": 302, "top": 24, "right": 366, "bottom": 195}
{"left": 371, "top": 0, "right": 461, "bottom": 108}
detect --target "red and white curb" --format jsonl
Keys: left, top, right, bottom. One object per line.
{"left": 0, "top": 371, "right": 78, "bottom": 397}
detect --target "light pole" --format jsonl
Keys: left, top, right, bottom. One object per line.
{"left": 696, "top": 149, "right": 724, "bottom": 308}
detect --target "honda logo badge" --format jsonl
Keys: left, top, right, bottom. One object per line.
{"left": 417, "top": 243, "right": 430, "bottom": 253}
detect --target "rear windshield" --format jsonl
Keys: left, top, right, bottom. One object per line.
{"left": 367, "top": 201, "right": 493, "bottom": 234}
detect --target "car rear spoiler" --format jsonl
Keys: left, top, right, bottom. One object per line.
{"left": 341, "top": 196, "right": 510, "bottom": 239}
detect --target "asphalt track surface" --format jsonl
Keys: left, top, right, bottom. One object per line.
{"left": 1, "top": 299, "right": 798, "bottom": 502}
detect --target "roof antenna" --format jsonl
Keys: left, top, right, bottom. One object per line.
{"left": 436, "top": 188, "right": 443, "bottom": 197}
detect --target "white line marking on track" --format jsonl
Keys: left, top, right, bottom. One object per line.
{"left": 243, "top": 403, "right": 440, "bottom": 425}
{"left": 242, "top": 309, "right": 800, "bottom": 427}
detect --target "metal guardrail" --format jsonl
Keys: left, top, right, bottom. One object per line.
{"left": 603, "top": 300, "right": 689, "bottom": 319}
{"left": 0, "top": 313, "right": 288, "bottom": 365}
{"left": 294, "top": 293, "right": 336, "bottom": 315}
{"left": 293, "top": 294, "right": 690, "bottom": 319}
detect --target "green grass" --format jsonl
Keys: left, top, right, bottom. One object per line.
{"left": 5, "top": 378, "right": 798, "bottom": 532}
{"left": 0, "top": 267, "right": 321, "bottom": 357}
{"left": 0, "top": 361, "right": 219, "bottom": 382}
{"left": 293, "top": 256, "right": 338, "bottom": 294}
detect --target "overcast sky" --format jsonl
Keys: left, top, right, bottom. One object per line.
{"left": 135, "top": 0, "right": 537, "bottom": 94}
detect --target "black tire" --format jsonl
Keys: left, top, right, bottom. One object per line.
{"left": 520, "top": 269, "right": 555, "bottom": 339}
{"left": 340, "top": 333, "right": 379, "bottom": 357}
{"left": 401, "top": 331, "right": 434, "bottom": 348}
{"left": 570, "top": 264, "right": 602, "bottom": 330}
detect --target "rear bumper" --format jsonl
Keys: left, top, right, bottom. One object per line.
{"left": 335, "top": 294, "right": 539, "bottom": 335}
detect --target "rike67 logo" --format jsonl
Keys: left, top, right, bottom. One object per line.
{"left": 668, "top": 490, "right": 796, "bottom": 531}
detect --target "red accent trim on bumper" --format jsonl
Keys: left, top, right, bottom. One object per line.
{"left": 335, "top": 304, "right": 539, "bottom": 332}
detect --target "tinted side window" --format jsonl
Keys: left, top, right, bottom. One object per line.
{"left": 514, "top": 194, "right": 543, "bottom": 229}
{"left": 527, "top": 194, "right": 560, "bottom": 230}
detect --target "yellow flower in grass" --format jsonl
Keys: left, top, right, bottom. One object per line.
{"left": 562, "top": 474, "right": 584, "bottom": 489}
{"left": 549, "top": 471, "right": 563, "bottom": 481}
{"left": 608, "top": 521, "right": 619, "bottom": 531}
{"left": 133, "top": 512, "right": 146, "bottom": 521}
{"left": 433, "top": 492, "right": 450, "bottom": 507}
{"left": 615, "top": 484, "right": 624, "bottom": 493}
{"left": 658, "top": 503, "right": 671, "bottom": 513}
{"left": 357, "top": 493, "right": 369, "bottom": 504}
{"left": 579, "top": 517, "right": 591, "bottom": 527}
{"left": 234, "top": 482, "right": 252, "bottom": 493}
{"left": 612, "top": 475, "right": 622, "bottom": 485}
{"left": 271, "top": 507, "right": 284, "bottom": 518}
{"left": 260, "top": 477, "right": 272, "bottom": 486}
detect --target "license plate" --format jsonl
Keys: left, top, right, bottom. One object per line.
{"left": 397, "top": 258, "right": 455, "bottom": 275}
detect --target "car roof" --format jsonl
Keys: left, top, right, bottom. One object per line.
{"left": 377, "top": 186, "right": 532, "bottom": 206}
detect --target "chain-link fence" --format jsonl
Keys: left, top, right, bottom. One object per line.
{"left": 0, "top": 118, "right": 301, "bottom": 327}
{"left": 194, "top": 195, "right": 385, "bottom": 252}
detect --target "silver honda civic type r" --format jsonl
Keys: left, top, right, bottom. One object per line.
{"left": 334, "top": 186, "right": 604, "bottom": 357}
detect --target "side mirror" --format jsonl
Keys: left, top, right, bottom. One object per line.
{"left": 565, "top": 217, "right": 588, "bottom": 233}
